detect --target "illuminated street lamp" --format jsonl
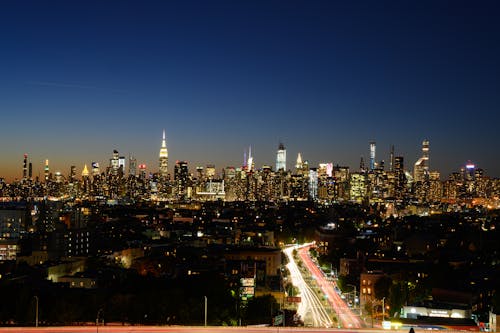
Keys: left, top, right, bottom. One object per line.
{"left": 33, "top": 296, "right": 38, "bottom": 327}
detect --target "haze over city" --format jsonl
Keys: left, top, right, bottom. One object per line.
{"left": 1, "top": 1, "right": 499, "bottom": 181}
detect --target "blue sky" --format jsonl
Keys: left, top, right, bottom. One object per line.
{"left": 1, "top": 1, "right": 499, "bottom": 180}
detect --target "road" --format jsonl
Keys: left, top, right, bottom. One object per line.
{"left": 297, "top": 244, "right": 363, "bottom": 329}
{"left": 0, "top": 327, "right": 412, "bottom": 333}
{"left": 284, "top": 245, "right": 333, "bottom": 327}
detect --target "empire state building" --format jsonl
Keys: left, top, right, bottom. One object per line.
{"left": 159, "top": 130, "right": 168, "bottom": 177}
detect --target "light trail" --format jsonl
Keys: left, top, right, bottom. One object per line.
{"left": 284, "top": 245, "right": 333, "bottom": 327}
{"left": 0, "top": 326, "right": 414, "bottom": 333}
{"left": 298, "top": 244, "right": 363, "bottom": 328}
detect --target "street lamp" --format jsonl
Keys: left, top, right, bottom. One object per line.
{"left": 204, "top": 296, "right": 207, "bottom": 327}
{"left": 382, "top": 297, "right": 386, "bottom": 321}
{"left": 96, "top": 308, "right": 103, "bottom": 333}
{"left": 33, "top": 296, "right": 39, "bottom": 327}
{"left": 346, "top": 284, "right": 361, "bottom": 315}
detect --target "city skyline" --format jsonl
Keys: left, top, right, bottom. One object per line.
{"left": 1, "top": 1, "right": 499, "bottom": 180}
{"left": 0, "top": 132, "right": 489, "bottom": 182}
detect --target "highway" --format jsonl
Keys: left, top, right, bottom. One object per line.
{"left": 297, "top": 244, "right": 363, "bottom": 328}
{"left": 0, "top": 327, "right": 412, "bottom": 333}
{"left": 284, "top": 245, "right": 333, "bottom": 327}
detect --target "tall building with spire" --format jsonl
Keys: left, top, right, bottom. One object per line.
{"left": 247, "top": 146, "right": 254, "bottom": 172}
{"left": 82, "top": 164, "right": 90, "bottom": 178}
{"left": 159, "top": 130, "right": 169, "bottom": 177}
{"left": 414, "top": 139, "right": 430, "bottom": 182}
{"left": 295, "top": 153, "right": 303, "bottom": 171}
{"left": 276, "top": 143, "right": 286, "bottom": 171}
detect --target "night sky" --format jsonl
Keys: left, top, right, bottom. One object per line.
{"left": 1, "top": 1, "right": 499, "bottom": 181}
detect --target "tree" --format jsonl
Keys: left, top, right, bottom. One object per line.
{"left": 244, "top": 294, "right": 279, "bottom": 325}
{"left": 374, "top": 275, "right": 392, "bottom": 299}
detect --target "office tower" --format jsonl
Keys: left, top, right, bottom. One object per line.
{"left": 196, "top": 166, "right": 204, "bottom": 180}
{"left": 389, "top": 145, "right": 395, "bottom": 172}
{"left": 350, "top": 172, "right": 367, "bottom": 203}
{"left": 118, "top": 156, "right": 126, "bottom": 173}
{"left": 318, "top": 163, "right": 333, "bottom": 178}
{"left": 276, "top": 143, "right": 286, "bottom": 171}
{"left": 44, "top": 159, "right": 50, "bottom": 181}
{"left": 138, "top": 164, "right": 147, "bottom": 179}
{"left": 28, "top": 162, "right": 32, "bottom": 179}
{"left": 129, "top": 155, "right": 137, "bottom": 177}
{"left": 206, "top": 164, "right": 216, "bottom": 179}
{"left": 414, "top": 140, "right": 430, "bottom": 182}
{"left": 23, "top": 154, "right": 28, "bottom": 179}
{"left": 159, "top": 130, "right": 168, "bottom": 177}
{"left": 394, "top": 156, "right": 405, "bottom": 196}
{"left": 174, "top": 161, "right": 189, "bottom": 182}
{"left": 174, "top": 160, "right": 189, "bottom": 198}
{"left": 69, "top": 166, "right": 76, "bottom": 182}
{"left": 91, "top": 162, "right": 100, "bottom": 176}
{"left": 360, "top": 156, "right": 365, "bottom": 172}
{"left": 308, "top": 168, "right": 318, "bottom": 200}
{"left": 110, "top": 150, "right": 120, "bottom": 174}
{"left": 464, "top": 162, "right": 475, "bottom": 181}
{"left": 369, "top": 141, "right": 376, "bottom": 171}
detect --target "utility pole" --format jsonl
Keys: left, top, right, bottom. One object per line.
{"left": 382, "top": 297, "right": 386, "bottom": 321}
{"left": 347, "top": 284, "right": 360, "bottom": 316}
{"left": 204, "top": 296, "right": 207, "bottom": 327}
{"left": 33, "top": 296, "right": 39, "bottom": 327}
{"left": 96, "top": 308, "right": 103, "bottom": 333}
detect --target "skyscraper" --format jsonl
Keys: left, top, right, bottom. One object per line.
{"left": 129, "top": 155, "right": 137, "bottom": 177}
{"left": 159, "top": 130, "right": 169, "bottom": 177}
{"left": 369, "top": 141, "right": 376, "bottom": 171}
{"left": 246, "top": 146, "right": 254, "bottom": 172}
{"left": 414, "top": 140, "right": 430, "bottom": 182}
{"left": 389, "top": 145, "right": 395, "bottom": 172}
{"left": 295, "top": 153, "right": 303, "bottom": 171}
{"left": 110, "top": 150, "right": 120, "bottom": 174}
{"left": 69, "top": 166, "right": 76, "bottom": 182}
{"left": 44, "top": 159, "right": 50, "bottom": 181}
{"left": 276, "top": 143, "right": 286, "bottom": 171}
{"left": 22, "top": 154, "right": 28, "bottom": 179}
{"left": 82, "top": 164, "right": 90, "bottom": 178}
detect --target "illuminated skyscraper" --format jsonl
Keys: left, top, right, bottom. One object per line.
{"left": 394, "top": 156, "right": 405, "bottom": 197}
{"left": 414, "top": 140, "right": 430, "bottom": 182}
{"left": 369, "top": 141, "right": 376, "bottom": 171}
{"left": 389, "top": 145, "right": 395, "bottom": 172}
{"left": 174, "top": 160, "right": 189, "bottom": 199}
{"left": 159, "top": 130, "right": 169, "bottom": 177}
{"left": 91, "top": 162, "right": 100, "bottom": 176}
{"left": 23, "top": 154, "right": 28, "bottom": 179}
{"left": 276, "top": 143, "right": 286, "bottom": 171}
{"left": 129, "top": 155, "right": 137, "bottom": 176}
{"left": 44, "top": 159, "right": 50, "bottom": 181}
{"left": 206, "top": 164, "right": 216, "bottom": 179}
{"left": 296, "top": 153, "right": 303, "bottom": 171}
{"left": 110, "top": 150, "right": 120, "bottom": 174}
{"left": 247, "top": 146, "right": 254, "bottom": 172}
{"left": 69, "top": 166, "right": 76, "bottom": 182}
{"left": 82, "top": 164, "right": 90, "bottom": 177}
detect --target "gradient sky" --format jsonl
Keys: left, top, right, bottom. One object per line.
{"left": 1, "top": 1, "right": 499, "bottom": 181}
